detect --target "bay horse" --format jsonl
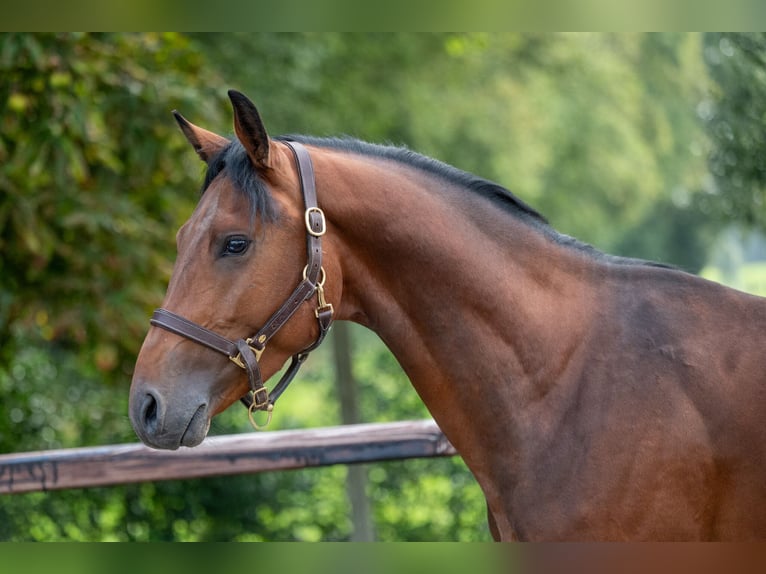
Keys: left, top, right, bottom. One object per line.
{"left": 129, "top": 90, "right": 766, "bottom": 541}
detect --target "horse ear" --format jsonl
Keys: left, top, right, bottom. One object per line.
{"left": 228, "top": 89, "right": 271, "bottom": 170}
{"left": 173, "top": 111, "right": 230, "bottom": 163}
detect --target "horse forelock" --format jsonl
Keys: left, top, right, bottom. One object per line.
{"left": 201, "top": 139, "right": 278, "bottom": 223}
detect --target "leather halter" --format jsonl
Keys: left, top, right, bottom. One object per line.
{"left": 149, "top": 140, "right": 333, "bottom": 427}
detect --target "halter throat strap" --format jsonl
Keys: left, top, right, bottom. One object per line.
{"left": 149, "top": 140, "right": 333, "bottom": 425}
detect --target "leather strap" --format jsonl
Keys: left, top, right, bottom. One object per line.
{"left": 251, "top": 304, "right": 333, "bottom": 408}
{"left": 246, "top": 140, "right": 324, "bottom": 351}
{"left": 149, "top": 140, "right": 333, "bottom": 419}
{"left": 151, "top": 308, "right": 239, "bottom": 358}
{"left": 248, "top": 279, "right": 317, "bottom": 350}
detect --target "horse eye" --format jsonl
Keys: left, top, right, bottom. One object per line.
{"left": 222, "top": 236, "right": 250, "bottom": 256}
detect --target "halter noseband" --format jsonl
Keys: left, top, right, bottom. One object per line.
{"left": 149, "top": 140, "right": 333, "bottom": 428}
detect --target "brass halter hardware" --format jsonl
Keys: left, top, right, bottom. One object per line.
{"left": 229, "top": 338, "right": 265, "bottom": 369}
{"left": 149, "top": 140, "right": 333, "bottom": 431}
{"left": 248, "top": 393, "right": 274, "bottom": 430}
{"left": 303, "top": 265, "right": 334, "bottom": 320}
{"left": 305, "top": 206, "right": 327, "bottom": 237}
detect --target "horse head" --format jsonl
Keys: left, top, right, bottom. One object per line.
{"left": 129, "top": 91, "right": 337, "bottom": 449}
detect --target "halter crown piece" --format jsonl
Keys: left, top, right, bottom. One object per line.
{"left": 149, "top": 140, "right": 333, "bottom": 429}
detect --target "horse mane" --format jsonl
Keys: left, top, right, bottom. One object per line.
{"left": 203, "top": 135, "right": 674, "bottom": 270}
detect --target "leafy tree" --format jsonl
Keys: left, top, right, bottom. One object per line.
{"left": 0, "top": 33, "right": 223, "bottom": 376}
{"left": 191, "top": 33, "right": 448, "bottom": 142}
{"left": 612, "top": 34, "right": 721, "bottom": 272}
{"left": 701, "top": 33, "right": 766, "bottom": 230}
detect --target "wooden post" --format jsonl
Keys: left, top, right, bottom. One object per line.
{"left": 332, "top": 322, "right": 375, "bottom": 541}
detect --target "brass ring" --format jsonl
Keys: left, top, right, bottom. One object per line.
{"left": 248, "top": 401, "right": 274, "bottom": 430}
{"left": 302, "top": 265, "right": 326, "bottom": 287}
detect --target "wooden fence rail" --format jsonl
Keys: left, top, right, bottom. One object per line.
{"left": 0, "top": 419, "right": 456, "bottom": 494}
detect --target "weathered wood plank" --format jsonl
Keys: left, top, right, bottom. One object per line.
{"left": 0, "top": 420, "right": 456, "bottom": 494}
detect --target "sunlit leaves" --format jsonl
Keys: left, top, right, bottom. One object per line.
{"left": 703, "top": 33, "right": 766, "bottom": 229}
{"left": 0, "top": 33, "right": 221, "bottom": 376}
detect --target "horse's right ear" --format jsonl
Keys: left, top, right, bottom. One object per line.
{"left": 173, "top": 111, "right": 230, "bottom": 164}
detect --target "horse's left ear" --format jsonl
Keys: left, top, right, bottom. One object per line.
{"left": 228, "top": 90, "right": 271, "bottom": 170}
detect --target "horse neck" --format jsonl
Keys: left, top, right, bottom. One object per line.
{"left": 317, "top": 150, "right": 602, "bottom": 488}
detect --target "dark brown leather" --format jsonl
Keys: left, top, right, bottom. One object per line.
{"left": 245, "top": 141, "right": 325, "bottom": 351}
{"left": 149, "top": 140, "right": 333, "bottom": 413}
{"left": 249, "top": 279, "right": 317, "bottom": 350}
{"left": 151, "top": 308, "right": 239, "bottom": 358}
{"left": 235, "top": 338, "right": 267, "bottom": 408}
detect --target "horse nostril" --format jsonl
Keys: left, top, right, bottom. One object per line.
{"left": 142, "top": 392, "right": 159, "bottom": 434}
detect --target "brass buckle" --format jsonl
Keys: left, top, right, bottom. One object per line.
{"left": 229, "top": 338, "right": 265, "bottom": 369}
{"left": 304, "top": 207, "right": 326, "bottom": 237}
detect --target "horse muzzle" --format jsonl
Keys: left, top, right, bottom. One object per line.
{"left": 129, "top": 379, "right": 211, "bottom": 449}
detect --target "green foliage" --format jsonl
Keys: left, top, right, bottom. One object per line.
{"left": 0, "top": 33, "right": 222, "bottom": 376}
{"left": 700, "top": 227, "right": 766, "bottom": 295}
{"left": 191, "top": 33, "right": 447, "bottom": 142}
{"left": 702, "top": 262, "right": 766, "bottom": 296}
{"left": 701, "top": 33, "right": 766, "bottom": 229}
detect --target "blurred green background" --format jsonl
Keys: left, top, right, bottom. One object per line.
{"left": 1, "top": 33, "right": 765, "bottom": 541}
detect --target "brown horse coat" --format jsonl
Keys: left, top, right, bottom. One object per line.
{"left": 130, "top": 91, "right": 766, "bottom": 540}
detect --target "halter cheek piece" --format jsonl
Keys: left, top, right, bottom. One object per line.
{"left": 149, "top": 140, "right": 333, "bottom": 429}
